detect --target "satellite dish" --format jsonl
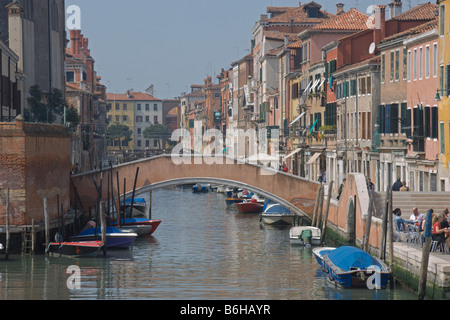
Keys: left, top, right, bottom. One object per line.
{"left": 369, "top": 42, "right": 376, "bottom": 54}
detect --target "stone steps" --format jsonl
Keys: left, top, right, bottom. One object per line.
{"left": 371, "top": 192, "right": 450, "bottom": 218}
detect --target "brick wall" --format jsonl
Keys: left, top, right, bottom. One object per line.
{"left": 0, "top": 118, "right": 71, "bottom": 225}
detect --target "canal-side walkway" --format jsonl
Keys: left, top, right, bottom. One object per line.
{"left": 393, "top": 242, "right": 450, "bottom": 298}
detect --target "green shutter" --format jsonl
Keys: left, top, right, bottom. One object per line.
{"left": 440, "top": 122, "right": 445, "bottom": 154}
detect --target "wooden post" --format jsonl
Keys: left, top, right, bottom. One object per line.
{"left": 130, "top": 167, "right": 140, "bottom": 219}
{"left": 311, "top": 185, "right": 323, "bottom": 227}
{"left": 363, "top": 196, "right": 373, "bottom": 252}
{"left": 379, "top": 187, "right": 390, "bottom": 259}
{"left": 418, "top": 209, "right": 433, "bottom": 300}
{"left": 44, "top": 198, "right": 50, "bottom": 247}
{"left": 148, "top": 191, "right": 152, "bottom": 219}
{"left": 116, "top": 171, "right": 121, "bottom": 227}
{"left": 31, "top": 219, "right": 35, "bottom": 254}
{"left": 315, "top": 186, "right": 325, "bottom": 228}
{"left": 5, "top": 188, "right": 10, "bottom": 260}
{"left": 320, "top": 181, "right": 333, "bottom": 244}
{"left": 99, "top": 201, "right": 107, "bottom": 257}
{"left": 388, "top": 187, "right": 394, "bottom": 268}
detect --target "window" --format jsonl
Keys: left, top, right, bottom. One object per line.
{"left": 145, "top": 116, "right": 150, "bottom": 122}
{"left": 350, "top": 79, "right": 357, "bottom": 96}
{"left": 433, "top": 44, "right": 438, "bottom": 77}
{"left": 440, "top": 65, "right": 444, "bottom": 92}
{"left": 446, "top": 65, "right": 450, "bottom": 95}
{"left": 154, "top": 116, "right": 158, "bottom": 123}
{"left": 407, "top": 51, "right": 411, "bottom": 81}
{"left": 115, "top": 115, "right": 120, "bottom": 123}
{"left": 403, "top": 48, "right": 407, "bottom": 80}
{"left": 440, "top": 122, "right": 445, "bottom": 154}
{"left": 137, "top": 104, "right": 141, "bottom": 110}
{"left": 359, "top": 77, "right": 366, "bottom": 95}
{"left": 390, "top": 51, "right": 394, "bottom": 81}
{"left": 413, "top": 49, "right": 417, "bottom": 80}
{"left": 425, "top": 46, "right": 430, "bottom": 78}
{"left": 136, "top": 116, "right": 143, "bottom": 123}
{"left": 424, "top": 106, "right": 430, "bottom": 137}
{"left": 122, "top": 115, "right": 127, "bottom": 123}
{"left": 66, "top": 71, "right": 75, "bottom": 82}
{"left": 137, "top": 140, "right": 142, "bottom": 147}
{"left": 154, "top": 140, "right": 158, "bottom": 147}
{"left": 137, "top": 128, "right": 141, "bottom": 134}
{"left": 440, "top": 5, "right": 445, "bottom": 36}
{"left": 115, "top": 103, "right": 120, "bottom": 111}
{"left": 381, "top": 54, "right": 385, "bottom": 83}
{"left": 395, "top": 50, "right": 400, "bottom": 81}
{"left": 366, "top": 76, "right": 371, "bottom": 95}
{"left": 145, "top": 140, "right": 150, "bottom": 148}
{"left": 432, "top": 107, "right": 438, "bottom": 139}
{"left": 419, "top": 47, "right": 423, "bottom": 79}
{"left": 146, "top": 104, "right": 150, "bottom": 111}
{"left": 154, "top": 104, "right": 158, "bottom": 111}
{"left": 123, "top": 103, "right": 127, "bottom": 110}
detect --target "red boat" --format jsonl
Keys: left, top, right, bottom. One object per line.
{"left": 46, "top": 240, "right": 103, "bottom": 257}
{"left": 234, "top": 200, "right": 263, "bottom": 213}
{"left": 110, "top": 218, "right": 162, "bottom": 236}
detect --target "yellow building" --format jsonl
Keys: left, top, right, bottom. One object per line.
{"left": 106, "top": 93, "right": 136, "bottom": 153}
{"left": 437, "top": 0, "right": 450, "bottom": 190}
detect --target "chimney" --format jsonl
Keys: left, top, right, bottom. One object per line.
{"left": 284, "top": 35, "right": 290, "bottom": 47}
{"left": 336, "top": 3, "right": 344, "bottom": 15}
{"left": 388, "top": 0, "right": 402, "bottom": 19}
{"left": 374, "top": 5, "right": 386, "bottom": 43}
{"left": 70, "top": 29, "right": 82, "bottom": 55}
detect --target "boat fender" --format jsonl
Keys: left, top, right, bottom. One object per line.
{"left": 357, "top": 271, "right": 365, "bottom": 281}
{"left": 55, "top": 232, "right": 63, "bottom": 243}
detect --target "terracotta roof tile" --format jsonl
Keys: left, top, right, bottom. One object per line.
{"left": 287, "top": 39, "right": 303, "bottom": 48}
{"left": 264, "top": 31, "right": 299, "bottom": 42}
{"left": 381, "top": 18, "right": 438, "bottom": 43}
{"left": 106, "top": 91, "right": 161, "bottom": 101}
{"left": 310, "top": 8, "right": 369, "bottom": 31}
{"left": 263, "top": 2, "right": 335, "bottom": 24}
{"left": 388, "top": 2, "right": 438, "bottom": 21}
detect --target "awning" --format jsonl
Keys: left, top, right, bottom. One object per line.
{"left": 283, "top": 148, "right": 302, "bottom": 160}
{"left": 306, "top": 153, "right": 321, "bottom": 165}
{"left": 289, "top": 112, "right": 305, "bottom": 127}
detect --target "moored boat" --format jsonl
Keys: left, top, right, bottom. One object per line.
{"left": 193, "top": 183, "right": 211, "bottom": 193}
{"left": 110, "top": 218, "right": 162, "bottom": 236}
{"left": 120, "top": 197, "right": 147, "bottom": 218}
{"left": 234, "top": 200, "right": 263, "bottom": 213}
{"left": 312, "top": 247, "right": 336, "bottom": 266}
{"left": 290, "top": 226, "right": 322, "bottom": 246}
{"left": 321, "top": 246, "right": 391, "bottom": 289}
{"left": 225, "top": 198, "right": 244, "bottom": 206}
{"left": 70, "top": 226, "right": 137, "bottom": 249}
{"left": 261, "top": 200, "right": 295, "bottom": 226}
{"left": 46, "top": 240, "right": 103, "bottom": 257}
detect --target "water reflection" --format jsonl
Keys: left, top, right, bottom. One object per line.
{"left": 0, "top": 187, "right": 418, "bottom": 300}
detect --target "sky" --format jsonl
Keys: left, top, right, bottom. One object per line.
{"left": 65, "top": 0, "right": 430, "bottom": 99}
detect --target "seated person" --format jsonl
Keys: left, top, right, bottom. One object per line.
{"left": 432, "top": 213, "right": 450, "bottom": 248}
{"left": 393, "top": 208, "right": 414, "bottom": 232}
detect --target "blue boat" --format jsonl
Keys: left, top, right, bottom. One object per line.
{"left": 70, "top": 226, "right": 138, "bottom": 249}
{"left": 192, "top": 183, "right": 210, "bottom": 193}
{"left": 312, "top": 247, "right": 336, "bottom": 266}
{"left": 321, "top": 246, "right": 391, "bottom": 289}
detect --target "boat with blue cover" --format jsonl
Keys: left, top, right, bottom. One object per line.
{"left": 70, "top": 226, "right": 137, "bottom": 249}
{"left": 120, "top": 197, "right": 147, "bottom": 217}
{"left": 320, "top": 246, "right": 391, "bottom": 289}
{"left": 312, "top": 247, "right": 336, "bottom": 266}
{"left": 192, "top": 183, "right": 211, "bottom": 193}
{"left": 260, "top": 199, "right": 295, "bottom": 225}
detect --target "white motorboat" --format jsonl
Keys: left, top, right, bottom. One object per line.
{"left": 289, "top": 226, "right": 322, "bottom": 246}
{"left": 261, "top": 200, "right": 295, "bottom": 226}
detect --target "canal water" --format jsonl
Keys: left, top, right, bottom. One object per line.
{"left": 0, "top": 187, "right": 417, "bottom": 301}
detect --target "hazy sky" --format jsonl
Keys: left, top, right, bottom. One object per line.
{"left": 65, "top": 0, "right": 428, "bottom": 99}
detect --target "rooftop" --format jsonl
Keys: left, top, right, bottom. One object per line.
{"left": 106, "top": 91, "right": 161, "bottom": 102}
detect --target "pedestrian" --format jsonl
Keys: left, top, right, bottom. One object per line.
{"left": 392, "top": 178, "right": 402, "bottom": 191}
{"left": 366, "top": 178, "right": 375, "bottom": 192}
{"left": 337, "top": 178, "right": 346, "bottom": 201}
{"left": 400, "top": 181, "right": 409, "bottom": 191}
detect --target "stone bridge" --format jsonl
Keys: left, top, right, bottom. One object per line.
{"left": 70, "top": 155, "right": 321, "bottom": 218}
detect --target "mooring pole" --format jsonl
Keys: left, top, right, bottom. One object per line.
{"left": 320, "top": 181, "right": 333, "bottom": 244}
{"left": 44, "top": 198, "right": 49, "bottom": 247}
{"left": 418, "top": 209, "right": 433, "bottom": 300}
{"left": 130, "top": 167, "right": 140, "bottom": 219}
{"left": 5, "top": 188, "right": 10, "bottom": 260}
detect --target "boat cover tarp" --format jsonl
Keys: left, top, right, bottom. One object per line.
{"left": 121, "top": 198, "right": 146, "bottom": 205}
{"left": 326, "top": 246, "right": 382, "bottom": 271}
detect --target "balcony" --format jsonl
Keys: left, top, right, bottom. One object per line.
{"left": 377, "top": 133, "right": 408, "bottom": 151}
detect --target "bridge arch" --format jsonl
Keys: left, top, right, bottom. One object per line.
{"left": 70, "top": 155, "right": 321, "bottom": 219}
